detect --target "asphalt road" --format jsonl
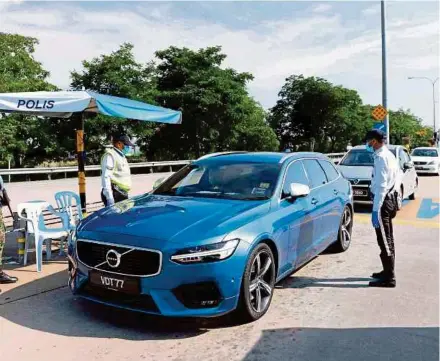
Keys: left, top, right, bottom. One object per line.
{"left": 0, "top": 175, "right": 438, "bottom": 361}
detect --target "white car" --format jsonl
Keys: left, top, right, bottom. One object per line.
{"left": 337, "top": 145, "right": 418, "bottom": 209}
{"left": 411, "top": 147, "right": 440, "bottom": 175}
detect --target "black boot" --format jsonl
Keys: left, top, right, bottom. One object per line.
{"left": 371, "top": 254, "right": 388, "bottom": 279}
{"left": 0, "top": 271, "right": 18, "bottom": 284}
{"left": 369, "top": 255, "right": 395, "bottom": 288}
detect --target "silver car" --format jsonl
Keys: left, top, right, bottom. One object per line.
{"left": 337, "top": 145, "right": 418, "bottom": 209}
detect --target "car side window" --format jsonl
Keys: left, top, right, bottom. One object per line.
{"left": 318, "top": 160, "right": 339, "bottom": 182}
{"left": 403, "top": 150, "right": 411, "bottom": 163}
{"left": 398, "top": 148, "right": 406, "bottom": 169}
{"left": 282, "top": 161, "right": 309, "bottom": 199}
{"left": 303, "top": 159, "right": 328, "bottom": 188}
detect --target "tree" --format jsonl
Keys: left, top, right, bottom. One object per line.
{"left": 70, "top": 43, "right": 159, "bottom": 163}
{"left": 0, "top": 33, "right": 57, "bottom": 166}
{"left": 269, "top": 75, "right": 367, "bottom": 152}
{"left": 388, "top": 108, "right": 433, "bottom": 148}
{"left": 148, "top": 46, "right": 278, "bottom": 160}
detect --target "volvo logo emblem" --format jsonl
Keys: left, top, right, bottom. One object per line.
{"left": 352, "top": 179, "right": 359, "bottom": 185}
{"left": 106, "top": 249, "right": 121, "bottom": 268}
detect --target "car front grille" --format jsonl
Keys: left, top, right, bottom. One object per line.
{"left": 414, "top": 161, "right": 427, "bottom": 165}
{"left": 76, "top": 240, "right": 161, "bottom": 277}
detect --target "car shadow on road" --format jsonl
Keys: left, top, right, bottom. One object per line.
{"left": 242, "top": 327, "right": 439, "bottom": 361}
{"left": 276, "top": 276, "right": 372, "bottom": 289}
{"left": 0, "top": 269, "right": 239, "bottom": 340}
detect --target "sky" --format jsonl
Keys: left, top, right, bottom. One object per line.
{"left": 0, "top": 0, "right": 439, "bottom": 127}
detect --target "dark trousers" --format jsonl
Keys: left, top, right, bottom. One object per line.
{"left": 101, "top": 187, "right": 128, "bottom": 207}
{"left": 374, "top": 195, "right": 396, "bottom": 280}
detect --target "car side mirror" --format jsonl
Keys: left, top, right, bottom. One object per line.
{"left": 403, "top": 162, "right": 414, "bottom": 170}
{"left": 288, "top": 183, "right": 311, "bottom": 200}
{"left": 152, "top": 177, "right": 165, "bottom": 190}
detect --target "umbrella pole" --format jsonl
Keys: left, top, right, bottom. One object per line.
{"left": 75, "top": 112, "right": 87, "bottom": 216}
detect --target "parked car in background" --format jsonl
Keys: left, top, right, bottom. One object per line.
{"left": 337, "top": 145, "right": 418, "bottom": 209}
{"left": 68, "top": 151, "right": 353, "bottom": 322}
{"left": 411, "top": 147, "right": 440, "bottom": 175}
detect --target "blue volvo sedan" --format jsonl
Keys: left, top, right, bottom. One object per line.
{"left": 68, "top": 151, "right": 353, "bottom": 322}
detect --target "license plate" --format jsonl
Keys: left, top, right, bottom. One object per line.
{"left": 89, "top": 270, "right": 140, "bottom": 294}
{"left": 354, "top": 190, "right": 367, "bottom": 196}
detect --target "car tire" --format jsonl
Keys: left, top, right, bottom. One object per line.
{"left": 331, "top": 205, "right": 353, "bottom": 253}
{"left": 236, "top": 243, "right": 276, "bottom": 323}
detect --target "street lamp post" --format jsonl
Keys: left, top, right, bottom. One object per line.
{"left": 381, "top": 0, "right": 390, "bottom": 144}
{"left": 408, "top": 77, "right": 439, "bottom": 144}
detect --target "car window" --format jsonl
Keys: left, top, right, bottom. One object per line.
{"left": 303, "top": 159, "right": 327, "bottom": 188}
{"left": 153, "top": 162, "right": 281, "bottom": 200}
{"left": 340, "top": 150, "right": 374, "bottom": 166}
{"left": 402, "top": 150, "right": 411, "bottom": 163}
{"left": 282, "top": 161, "right": 309, "bottom": 198}
{"left": 411, "top": 149, "right": 439, "bottom": 157}
{"left": 318, "top": 160, "right": 340, "bottom": 182}
{"left": 398, "top": 148, "right": 406, "bottom": 169}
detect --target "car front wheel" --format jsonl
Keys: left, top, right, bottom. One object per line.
{"left": 331, "top": 205, "right": 353, "bottom": 253}
{"left": 236, "top": 243, "right": 276, "bottom": 323}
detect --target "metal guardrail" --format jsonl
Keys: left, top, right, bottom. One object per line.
{"left": 0, "top": 160, "right": 191, "bottom": 177}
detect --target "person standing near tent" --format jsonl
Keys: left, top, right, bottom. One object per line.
{"left": 0, "top": 175, "right": 18, "bottom": 289}
{"left": 100, "top": 134, "right": 134, "bottom": 207}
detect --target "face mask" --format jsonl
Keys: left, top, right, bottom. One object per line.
{"left": 365, "top": 142, "right": 374, "bottom": 153}
{"left": 122, "top": 146, "right": 133, "bottom": 156}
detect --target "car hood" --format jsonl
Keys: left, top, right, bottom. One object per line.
{"left": 78, "top": 194, "right": 270, "bottom": 243}
{"left": 338, "top": 165, "right": 373, "bottom": 180}
{"left": 412, "top": 156, "right": 438, "bottom": 163}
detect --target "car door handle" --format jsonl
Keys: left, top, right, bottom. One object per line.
{"left": 311, "top": 198, "right": 319, "bottom": 205}
{"left": 333, "top": 189, "right": 339, "bottom": 195}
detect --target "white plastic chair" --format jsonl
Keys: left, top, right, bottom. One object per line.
{"left": 54, "top": 191, "right": 83, "bottom": 230}
{"left": 17, "top": 201, "right": 70, "bottom": 272}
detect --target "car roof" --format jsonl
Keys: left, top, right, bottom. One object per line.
{"left": 194, "top": 151, "right": 330, "bottom": 165}
{"left": 412, "top": 147, "right": 438, "bottom": 150}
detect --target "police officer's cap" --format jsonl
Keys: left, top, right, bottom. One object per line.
{"left": 113, "top": 134, "right": 134, "bottom": 147}
{"left": 364, "top": 129, "right": 386, "bottom": 143}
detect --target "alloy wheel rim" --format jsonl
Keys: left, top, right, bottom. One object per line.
{"left": 340, "top": 207, "right": 352, "bottom": 247}
{"left": 249, "top": 251, "right": 274, "bottom": 313}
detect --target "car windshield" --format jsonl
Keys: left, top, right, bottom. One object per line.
{"left": 411, "top": 149, "right": 438, "bottom": 157}
{"left": 153, "top": 162, "right": 281, "bottom": 200}
{"left": 340, "top": 150, "right": 374, "bottom": 166}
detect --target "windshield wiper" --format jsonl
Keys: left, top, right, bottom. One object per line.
{"left": 239, "top": 196, "right": 270, "bottom": 201}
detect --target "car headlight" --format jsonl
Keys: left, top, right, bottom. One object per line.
{"left": 427, "top": 161, "right": 437, "bottom": 165}
{"left": 170, "top": 239, "right": 240, "bottom": 264}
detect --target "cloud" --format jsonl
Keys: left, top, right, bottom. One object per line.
{"left": 312, "top": 3, "right": 332, "bottom": 13}
{"left": 0, "top": 1, "right": 438, "bottom": 125}
{"left": 362, "top": 4, "right": 380, "bottom": 16}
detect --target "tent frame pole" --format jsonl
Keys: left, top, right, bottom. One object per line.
{"left": 74, "top": 112, "right": 87, "bottom": 216}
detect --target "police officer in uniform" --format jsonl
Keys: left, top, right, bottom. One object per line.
{"left": 100, "top": 134, "right": 134, "bottom": 207}
{"left": 0, "top": 175, "right": 18, "bottom": 291}
{"left": 365, "top": 130, "right": 399, "bottom": 288}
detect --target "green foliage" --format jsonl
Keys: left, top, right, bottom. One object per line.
{"left": 0, "top": 33, "right": 57, "bottom": 167}
{"left": 269, "top": 75, "right": 368, "bottom": 152}
{"left": 147, "top": 46, "right": 278, "bottom": 159}
{"left": 70, "top": 43, "right": 159, "bottom": 163}
{"left": 388, "top": 108, "right": 433, "bottom": 147}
